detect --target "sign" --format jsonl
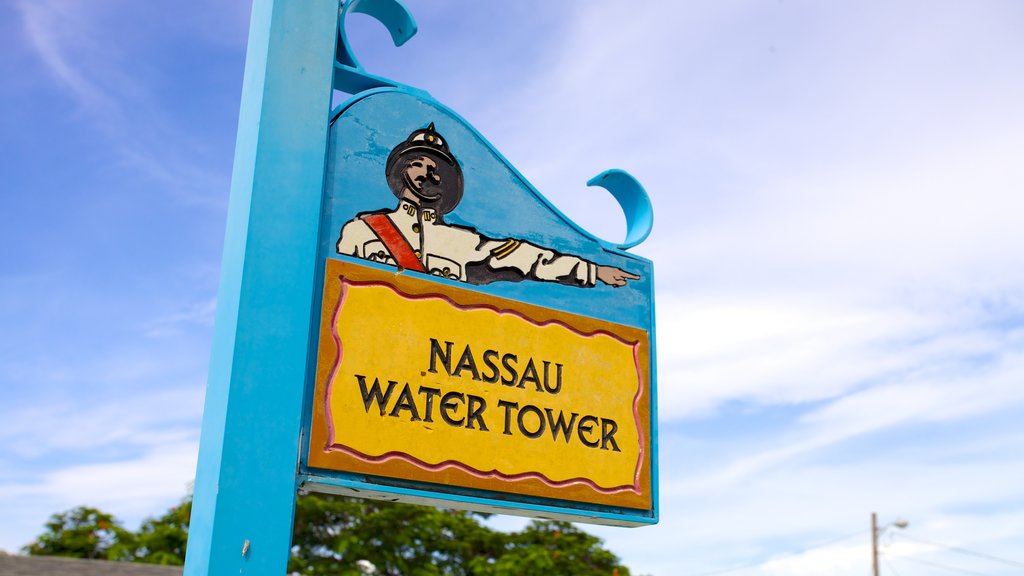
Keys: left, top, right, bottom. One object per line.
{"left": 299, "top": 84, "right": 658, "bottom": 523}
{"left": 187, "top": 1, "right": 658, "bottom": 573}
{"left": 299, "top": 80, "right": 658, "bottom": 524}
{"left": 307, "top": 259, "right": 652, "bottom": 512}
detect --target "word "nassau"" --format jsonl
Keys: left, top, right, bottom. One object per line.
{"left": 428, "top": 338, "right": 563, "bottom": 395}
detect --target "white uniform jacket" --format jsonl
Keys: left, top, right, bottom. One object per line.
{"left": 337, "top": 202, "right": 598, "bottom": 287}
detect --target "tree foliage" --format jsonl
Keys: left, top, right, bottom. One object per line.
{"left": 290, "top": 494, "right": 508, "bottom": 576}
{"left": 23, "top": 506, "right": 135, "bottom": 561}
{"left": 26, "top": 493, "right": 631, "bottom": 575}
{"left": 479, "top": 520, "right": 627, "bottom": 576}
{"left": 131, "top": 497, "right": 192, "bottom": 565}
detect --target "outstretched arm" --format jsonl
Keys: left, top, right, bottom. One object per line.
{"left": 596, "top": 265, "right": 640, "bottom": 287}
{"left": 471, "top": 233, "right": 641, "bottom": 288}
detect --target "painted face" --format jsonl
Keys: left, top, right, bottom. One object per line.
{"left": 403, "top": 155, "right": 442, "bottom": 201}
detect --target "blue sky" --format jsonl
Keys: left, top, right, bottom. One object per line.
{"left": 3, "top": 1, "right": 1024, "bottom": 575}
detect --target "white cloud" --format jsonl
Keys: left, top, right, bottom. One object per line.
{"left": 16, "top": 0, "right": 117, "bottom": 113}
{"left": 654, "top": 288, "right": 1024, "bottom": 423}
{"left": 0, "top": 441, "right": 198, "bottom": 553}
{"left": 467, "top": 1, "right": 1024, "bottom": 294}
{"left": 759, "top": 542, "right": 866, "bottom": 576}
{"left": 590, "top": 434, "right": 1024, "bottom": 575}
{"left": 390, "top": 5, "right": 1024, "bottom": 574}
{"left": 801, "top": 350, "right": 1024, "bottom": 432}
{"left": 0, "top": 385, "right": 203, "bottom": 459}
{"left": 0, "top": 441, "right": 198, "bottom": 512}
{"left": 0, "top": 383, "right": 202, "bottom": 553}
{"left": 14, "top": 0, "right": 234, "bottom": 207}
{"left": 655, "top": 296, "right": 923, "bottom": 419}
{"left": 142, "top": 297, "right": 218, "bottom": 338}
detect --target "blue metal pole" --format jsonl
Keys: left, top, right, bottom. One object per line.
{"left": 184, "top": 1, "right": 338, "bottom": 573}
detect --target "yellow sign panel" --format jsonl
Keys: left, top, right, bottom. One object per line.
{"left": 308, "top": 259, "right": 652, "bottom": 509}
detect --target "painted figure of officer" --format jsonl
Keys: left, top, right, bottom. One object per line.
{"left": 337, "top": 124, "right": 639, "bottom": 288}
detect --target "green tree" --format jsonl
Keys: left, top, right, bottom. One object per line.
{"left": 131, "top": 496, "right": 191, "bottom": 565}
{"left": 289, "top": 494, "right": 506, "bottom": 576}
{"left": 480, "top": 520, "right": 630, "bottom": 576}
{"left": 26, "top": 494, "right": 632, "bottom": 576}
{"left": 23, "top": 506, "right": 136, "bottom": 561}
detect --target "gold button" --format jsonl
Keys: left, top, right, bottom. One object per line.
{"left": 442, "top": 267, "right": 450, "bottom": 275}
{"left": 377, "top": 251, "right": 385, "bottom": 259}
{"left": 414, "top": 250, "right": 422, "bottom": 258}
{"left": 412, "top": 224, "right": 421, "bottom": 233}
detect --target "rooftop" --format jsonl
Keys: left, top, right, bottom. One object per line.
{"left": 0, "top": 554, "right": 182, "bottom": 576}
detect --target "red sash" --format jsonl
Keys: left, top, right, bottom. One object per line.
{"left": 363, "top": 214, "right": 426, "bottom": 272}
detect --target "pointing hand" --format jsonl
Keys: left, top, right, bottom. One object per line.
{"left": 596, "top": 266, "right": 640, "bottom": 287}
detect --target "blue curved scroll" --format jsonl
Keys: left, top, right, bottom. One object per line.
{"left": 335, "top": 0, "right": 419, "bottom": 93}
{"left": 587, "top": 169, "right": 654, "bottom": 250}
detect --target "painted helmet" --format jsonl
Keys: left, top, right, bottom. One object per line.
{"left": 385, "top": 123, "right": 464, "bottom": 215}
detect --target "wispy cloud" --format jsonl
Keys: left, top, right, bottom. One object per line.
{"left": 0, "top": 440, "right": 198, "bottom": 552}
{"left": 142, "top": 297, "right": 217, "bottom": 338}
{"left": 596, "top": 438, "right": 1024, "bottom": 575}
{"left": 0, "top": 385, "right": 203, "bottom": 458}
{"left": 474, "top": 2, "right": 1024, "bottom": 292}
{"left": 0, "top": 379, "right": 203, "bottom": 552}
{"left": 13, "top": 0, "right": 238, "bottom": 207}
{"left": 17, "top": 1, "right": 116, "bottom": 113}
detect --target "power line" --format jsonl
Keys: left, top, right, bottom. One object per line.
{"left": 893, "top": 555, "right": 993, "bottom": 576}
{"left": 682, "top": 529, "right": 867, "bottom": 576}
{"left": 892, "top": 532, "right": 1024, "bottom": 569}
{"left": 881, "top": 554, "right": 903, "bottom": 576}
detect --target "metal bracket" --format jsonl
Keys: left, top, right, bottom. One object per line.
{"left": 334, "top": 0, "right": 419, "bottom": 94}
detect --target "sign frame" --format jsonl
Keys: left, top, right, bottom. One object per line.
{"left": 300, "top": 258, "right": 656, "bottom": 526}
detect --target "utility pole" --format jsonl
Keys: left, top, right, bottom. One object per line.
{"left": 872, "top": 512, "right": 880, "bottom": 576}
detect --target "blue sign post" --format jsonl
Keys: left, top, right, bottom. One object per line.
{"left": 187, "top": 1, "right": 657, "bottom": 573}
{"left": 184, "top": 1, "right": 338, "bottom": 573}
